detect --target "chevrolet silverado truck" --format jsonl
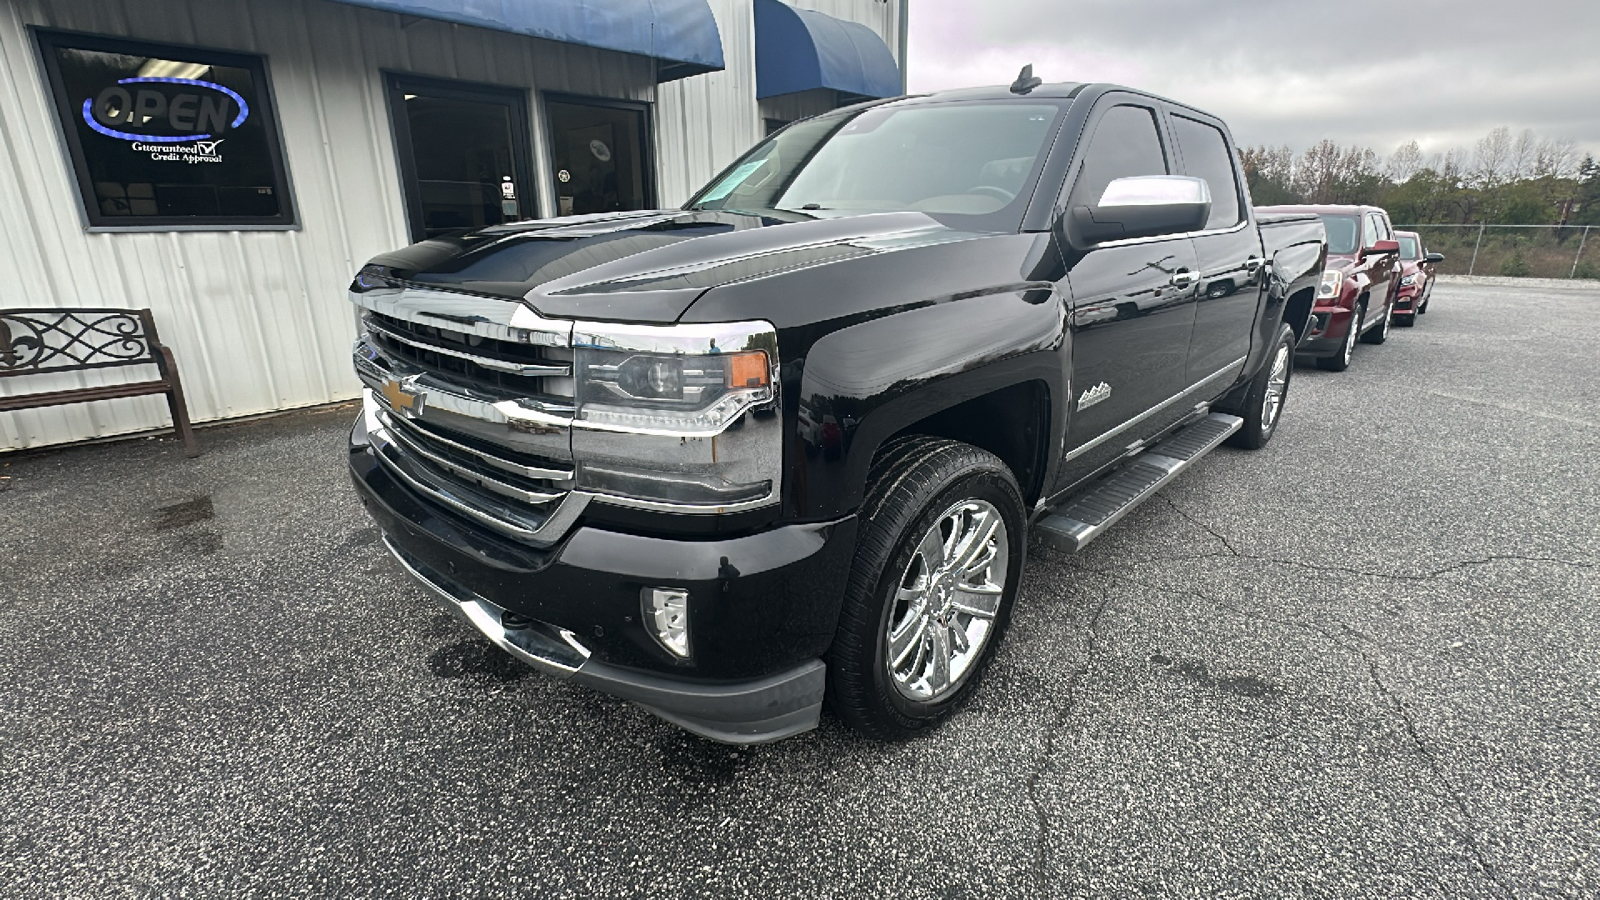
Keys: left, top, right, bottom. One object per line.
{"left": 1256, "top": 204, "right": 1401, "bottom": 370}
{"left": 346, "top": 77, "right": 1327, "bottom": 744}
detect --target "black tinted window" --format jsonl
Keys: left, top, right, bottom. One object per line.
{"left": 1069, "top": 104, "right": 1167, "bottom": 209}
{"left": 1172, "top": 115, "right": 1242, "bottom": 228}
{"left": 1320, "top": 215, "right": 1360, "bottom": 254}
{"left": 36, "top": 31, "right": 293, "bottom": 228}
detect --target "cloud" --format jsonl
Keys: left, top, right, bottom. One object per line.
{"left": 907, "top": 0, "right": 1600, "bottom": 162}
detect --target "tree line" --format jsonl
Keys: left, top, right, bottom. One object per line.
{"left": 1239, "top": 127, "right": 1600, "bottom": 227}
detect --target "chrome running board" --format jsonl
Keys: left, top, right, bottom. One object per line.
{"left": 1034, "top": 413, "right": 1243, "bottom": 553}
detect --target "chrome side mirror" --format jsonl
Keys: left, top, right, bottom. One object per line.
{"left": 1069, "top": 175, "right": 1211, "bottom": 246}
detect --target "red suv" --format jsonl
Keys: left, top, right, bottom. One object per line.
{"left": 1256, "top": 205, "right": 1401, "bottom": 371}
{"left": 1391, "top": 230, "right": 1443, "bottom": 326}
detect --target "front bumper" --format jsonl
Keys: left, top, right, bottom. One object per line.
{"left": 349, "top": 421, "right": 858, "bottom": 744}
{"left": 1295, "top": 304, "right": 1357, "bottom": 357}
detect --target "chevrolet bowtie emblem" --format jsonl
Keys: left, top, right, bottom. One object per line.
{"left": 380, "top": 376, "right": 425, "bottom": 417}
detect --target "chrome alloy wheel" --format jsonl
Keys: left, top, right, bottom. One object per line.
{"left": 885, "top": 499, "right": 1010, "bottom": 702}
{"left": 1262, "top": 343, "right": 1290, "bottom": 433}
{"left": 1340, "top": 311, "right": 1358, "bottom": 365}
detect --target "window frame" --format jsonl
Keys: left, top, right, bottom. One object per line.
{"left": 1063, "top": 100, "right": 1172, "bottom": 215}
{"left": 32, "top": 28, "right": 298, "bottom": 232}
{"left": 384, "top": 72, "right": 539, "bottom": 244}
{"left": 1169, "top": 111, "right": 1246, "bottom": 232}
{"left": 539, "top": 91, "right": 658, "bottom": 216}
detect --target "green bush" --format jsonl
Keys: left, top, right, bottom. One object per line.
{"left": 1575, "top": 261, "right": 1598, "bottom": 281}
{"left": 1499, "top": 251, "right": 1531, "bottom": 277}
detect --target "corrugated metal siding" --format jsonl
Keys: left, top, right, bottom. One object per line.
{"left": 0, "top": 0, "right": 655, "bottom": 451}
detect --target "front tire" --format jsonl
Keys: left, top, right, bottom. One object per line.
{"left": 1226, "top": 324, "right": 1294, "bottom": 450}
{"left": 1316, "top": 303, "right": 1362, "bottom": 371}
{"left": 826, "top": 438, "right": 1025, "bottom": 740}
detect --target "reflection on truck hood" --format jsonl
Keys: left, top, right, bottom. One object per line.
{"left": 364, "top": 209, "right": 984, "bottom": 324}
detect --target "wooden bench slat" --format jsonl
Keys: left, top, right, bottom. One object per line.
{"left": 0, "top": 380, "right": 172, "bottom": 412}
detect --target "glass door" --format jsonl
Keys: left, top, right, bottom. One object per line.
{"left": 388, "top": 76, "right": 534, "bottom": 242}
{"left": 545, "top": 96, "right": 652, "bottom": 216}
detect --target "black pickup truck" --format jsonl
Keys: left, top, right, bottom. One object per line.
{"left": 346, "top": 79, "right": 1326, "bottom": 744}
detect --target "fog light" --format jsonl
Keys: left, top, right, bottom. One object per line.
{"left": 643, "top": 587, "right": 691, "bottom": 658}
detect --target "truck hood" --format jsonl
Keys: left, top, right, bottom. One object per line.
{"left": 364, "top": 209, "right": 982, "bottom": 324}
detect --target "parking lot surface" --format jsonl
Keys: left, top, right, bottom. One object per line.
{"left": 3, "top": 279, "right": 1597, "bottom": 898}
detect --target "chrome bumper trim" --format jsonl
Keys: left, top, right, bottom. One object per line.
{"left": 383, "top": 536, "right": 590, "bottom": 678}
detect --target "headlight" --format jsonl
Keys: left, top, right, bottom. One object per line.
{"left": 571, "top": 320, "right": 781, "bottom": 510}
{"left": 350, "top": 264, "right": 400, "bottom": 293}
{"left": 1399, "top": 273, "right": 1419, "bottom": 286}
{"left": 1316, "top": 269, "right": 1344, "bottom": 301}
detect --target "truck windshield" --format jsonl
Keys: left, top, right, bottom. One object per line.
{"left": 1397, "top": 235, "right": 1420, "bottom": 260}
{"left": 1319, "top": 215, "right": 1361, "bottom": 255}
{"left": 688, "top": 102, "right": 1063, "bottom": 230}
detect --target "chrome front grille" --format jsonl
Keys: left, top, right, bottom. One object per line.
{"left": 352, "top": 286, "right": 585, "bottom": 546}
{"left": 364, "top": 311, "right": 574, "bottom": 400}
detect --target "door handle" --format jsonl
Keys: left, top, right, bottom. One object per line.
{"left": 1170, "top": 270, "right": 1199, "bottom": 287}
{"left": 1244, "top": 256, "right": 1267, "bottom": 272}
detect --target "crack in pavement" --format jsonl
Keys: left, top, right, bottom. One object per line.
{"left": 1047, "top": 536, "right": 1520, "bottom": 897}
{"left": 1158, "top": 495, "right": 1594, "bottom": 583}
{"left": 1180, "top": 587, "right": 1517, "bottom": 899}
{"left": 1024, "top": 568, "right": 1117, "bottom": 893}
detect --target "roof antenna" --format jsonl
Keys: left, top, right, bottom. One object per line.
{"left": 1010, "top": 64, "right": 1042, "bottom": 95}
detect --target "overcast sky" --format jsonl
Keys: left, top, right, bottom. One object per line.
{"left": 906, "top": 0, "right": 1600, "bottom": 165}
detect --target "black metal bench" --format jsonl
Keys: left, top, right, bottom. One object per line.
{"left": 0, "top": 308, "right": 199, "bottom": 457}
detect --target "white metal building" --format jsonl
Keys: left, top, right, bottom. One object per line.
{"left": 0, "top": 0, "right": 905, "bottom": 451}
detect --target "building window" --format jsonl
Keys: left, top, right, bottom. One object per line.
{"left": 387, "top": 75, "right": 535, "bottom": 243}
{"left": 545, "top": 96, "right": 653, "bottom": 216}
{"left": 35, "top": 31, "right": 295, "bottom": 229}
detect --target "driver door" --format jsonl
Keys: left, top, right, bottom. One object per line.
{"left": 1054, "top": 99, "right": 1199, "bottom": 488}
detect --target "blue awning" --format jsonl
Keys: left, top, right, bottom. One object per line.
{"left": 329, "top": 0, "right": 725, "bottom": 82}
{"left": 753, "top": 0, "right": 900, "bottom": 101}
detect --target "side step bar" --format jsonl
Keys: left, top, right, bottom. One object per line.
{"left": 1034, "top": 412, "right": 1243, "bottom": 553}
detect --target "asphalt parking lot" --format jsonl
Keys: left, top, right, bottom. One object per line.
{"left": 2, "top": 278, "right": 1597, "bottom": 898}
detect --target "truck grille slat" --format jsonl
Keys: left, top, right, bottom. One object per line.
{"left": 366, "top": 316, "right": 570, "bottom": 377}
{"left": 377, "top": 411, "right": 566, "bottom": 506}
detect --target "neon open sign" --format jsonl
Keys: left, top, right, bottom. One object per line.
{"left": 82, "top": 76, "right": 250, "bottom": 143}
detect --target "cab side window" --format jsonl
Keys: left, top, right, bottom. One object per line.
{"left": 1171, "top": 114, "right": 1242, "bottom": 229}
{"left": 1067, "top": 104, "right": 1168, "bottom": 211}
{"left": 1363, "top": 213, "right": 1382, "bottom": 248}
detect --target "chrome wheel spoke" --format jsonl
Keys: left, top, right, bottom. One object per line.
{"left": 915, "top": 524, "right": 948, "bottom": 574}
{"left": 950, "top": 584, "right": 1002, "bottom": 619}
{"left": 928, "top": 626, "right": 953, "bottom": 694}
{"left": 947, "top": 621, "right": 970, "bottom": 653}
{"left": 947, "top": 510, "right": 1000, "bottom": 576}
{"left": 888, "top": 611, "right": 927, "bottom": 669}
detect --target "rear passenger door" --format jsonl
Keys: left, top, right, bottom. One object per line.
{"left": 1055, "top": 98, "right": 1200, "bottom": 486}
{"left": 1170, "top": 111, "right": 1262, "bottom": 386}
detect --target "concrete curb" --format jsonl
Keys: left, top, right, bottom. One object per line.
{"left": 1436, "top": 274, "right": 1599, "bottom": 291}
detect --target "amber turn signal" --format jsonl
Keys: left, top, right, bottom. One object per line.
{"left": 727, "top": 351, "right": 770, "bottom": 389}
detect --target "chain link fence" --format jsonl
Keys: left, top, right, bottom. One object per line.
{"left": 1394, "top": 224, "right": 1595, "bottom": 280}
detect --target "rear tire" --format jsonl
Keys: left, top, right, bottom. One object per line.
{"left": 1361, "top": 300, "right": 1391, "bottom": 344}
{"left": 826, "top": 437, "right": 1025, "bottom": 740}
{"left": 1226, "top": 324, "right": 1294, "bottom": 450}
